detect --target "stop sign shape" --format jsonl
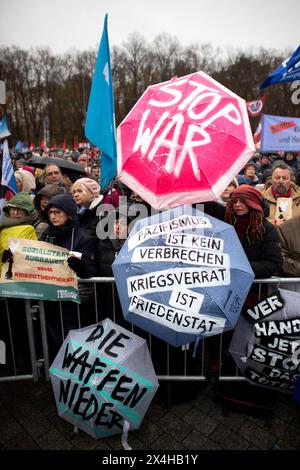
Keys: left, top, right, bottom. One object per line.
{"left": 117, "top": 71, "right": 255, "bottom": 210}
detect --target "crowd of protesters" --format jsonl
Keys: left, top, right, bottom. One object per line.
{"left": 1, "top": 145, "right": 300, "bottom": 377}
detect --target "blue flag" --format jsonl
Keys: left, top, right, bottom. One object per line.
{"left": 0, "top": 139, "right": 18, "bottom": 215}
{"left": 260, "top": 45, "right": 300, "bottom": 89}
{"left": 0, "top": 114, "right": 11, "bottom": 139}
{"left": 15, "top": 140, "right": 24, "bottom": 153}
{"left": 85, "top": 14, "right": 117, "bottom": 190}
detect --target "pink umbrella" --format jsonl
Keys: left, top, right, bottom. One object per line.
{"left": 117, "top": 71, "right": 255, "bottom": 210}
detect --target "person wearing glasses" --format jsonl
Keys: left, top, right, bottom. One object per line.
{"left": 0, "top": 192, "right": 38, "bottom": 273}
{"left": 0, "top": 192, "right": 38, "bottom": 373}
{"left": 39, "top": 193, "right": 97, "bottom": 358}
{"left": 39, "top": 193, "right": 97, "bottom": 278}
{"left": 44, "top": 164, "right": 64, "bottom": 185}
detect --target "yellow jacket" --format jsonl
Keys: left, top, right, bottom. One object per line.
{"left": 0, "top": 225, "right": 37, "bottom": 272}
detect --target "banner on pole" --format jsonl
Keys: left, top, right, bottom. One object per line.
{"left": 261, "top": 114, "right": 300, "bottom": 152}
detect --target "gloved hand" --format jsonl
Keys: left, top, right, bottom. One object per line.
{"left": 2, "top": 249, "right": 13, "bottom": 264}
{"left": 67, "top": 256, "right": 83, "bottom": 275}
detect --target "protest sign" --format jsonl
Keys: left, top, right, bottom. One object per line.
{"left": 261, "top": 114, "right": 300, "bottom": 152}
{"left": 49, "top": 318, "right": 159, "bottom": 439}
{"left": 113, "top": 205, "right": 254, "bottom": 347}
{"left": 0, "top": 238, "right": 80, "bottom": 303}
{"left": 230, "top": 289, "right": 300, "bottom": 393}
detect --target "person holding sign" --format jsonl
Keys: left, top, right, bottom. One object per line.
{"left": 39, "top": 194, "right": 97, "bottom": 359}
{"left": 212, "top": 185, "right": 283, "bottom": 381}
{"left": 0, "top": 192, "right": 38, "bottom": 372}
{"left": 40, "top": 194, "right": 97, "bottom": 278}
{"left": 0, "top": 192, "right": 38, "bottom": 272}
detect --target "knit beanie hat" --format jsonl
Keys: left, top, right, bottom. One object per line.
{"left": 4, "top": 192, "right": 35, "bottom": 214}
{"left": 73, "top": 177, "right": 100, "bottom": 197}
{"left": 230, "top": 184, "right": 263, "bottom": 212}
{"left": 45, "top": 194, "right": 78, "bottom": 220}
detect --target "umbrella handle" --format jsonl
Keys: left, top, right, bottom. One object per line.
{"left": 121, "top": 420, "right": 132, "bottom": 451}
{"left": 73, "top": 425, "right": 78, "bottom": 434}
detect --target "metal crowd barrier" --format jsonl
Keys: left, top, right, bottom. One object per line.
{"left": 0, "top": 277, "right": 299, "bottom": 383}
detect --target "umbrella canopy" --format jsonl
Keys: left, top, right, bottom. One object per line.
{"left": 27, "top": 156, "right": 86, "bottom": 175}
{"left": 117, "top": 71, "right": 255, "bottom": 210}
{"left": 229, "top": 288, "right": 300, "bottom": 393}
{"left": 112, "top": 204, "right": 254, "bottom": 347}
{"left": 49, "top": 318, "right": 159, "bottom": 439}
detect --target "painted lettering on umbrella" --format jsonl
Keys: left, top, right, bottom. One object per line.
{"left": 133, "top": 76, "right": 242, "bottom": 179}
{"left": 129, "top": 294, "right": 226, "bottom": 335}
{"left": 127, "top": 267, "right": 230, "bottom": 296}
{"left": 50, "top": 325, "right": 155, "bottom": 437}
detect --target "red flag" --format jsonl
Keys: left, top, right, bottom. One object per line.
{"left": 29, "top": 143, "right": 34, "bottom": 150}
{"left": 253, "top": 120, "right": 262, "bottom": 149}
{"left": 53, "top": 143, "right": 57, "bottom": 150}
{"left": 246, "top": 95, "right": 267, "bottom": 117}
{"left": 62, "top": 140, "right": 66, "bottom": 150}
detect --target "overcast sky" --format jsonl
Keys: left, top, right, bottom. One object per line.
{"left": 1, "top": 0, "right": 299, "bottom": 54}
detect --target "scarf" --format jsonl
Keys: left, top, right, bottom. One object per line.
{"left": 271, "top": 187, "right": 292, "bottom": 200}
{"left": 234, "top": 214, "right": 251, "bottom": 242}
{"left": 0, "top": 210, "right": 38, "bottom": 230}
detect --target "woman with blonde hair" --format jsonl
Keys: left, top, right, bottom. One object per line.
{"left": 14, "top": 168, "right": 36, "bottom": 194}
{"left": 71, "top": 177, "right": 103, "bottom": 237}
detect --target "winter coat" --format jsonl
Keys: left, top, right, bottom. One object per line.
{"left": 262, "top": 182, "right": 300, "bottom": 225}
{"left": 0, "top": 225, "right": 37, "bottom": 272}
{"left": 39, "top": 221, "right": 97, "bottom": 278}
{"left": 237, "top": 174, "right": 260, "bottom": 186}
{"left": 77, "top": 195, "right": 104, "bottom": 237}
{"left": 278, "top": 215, "right": 300, "bottom": 276}
{"left": 97, "top": 238, "right": 123, "bottom": 276}
{"left": 96, "top": 237, "right": 126, "bottom": 325}
{"left": 236, "top": 219, "right": 283, "bottom": 278}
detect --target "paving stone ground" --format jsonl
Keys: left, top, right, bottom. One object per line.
{"left": 0, "top": 379, "right": 299, "bottom": 451}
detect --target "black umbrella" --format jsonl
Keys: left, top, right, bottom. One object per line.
{"left": 26, "top": 156, "right": 86, "bottom": 175}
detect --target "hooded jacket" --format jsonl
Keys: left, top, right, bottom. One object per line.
{"left": 34, "top": 185, "right": 67, "bottom": 238}
{"left": 40, "top": 194, "right": 97, "bottom": 278}
{"left": 3, "top": 192, "right": 36, "bottom": 215}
